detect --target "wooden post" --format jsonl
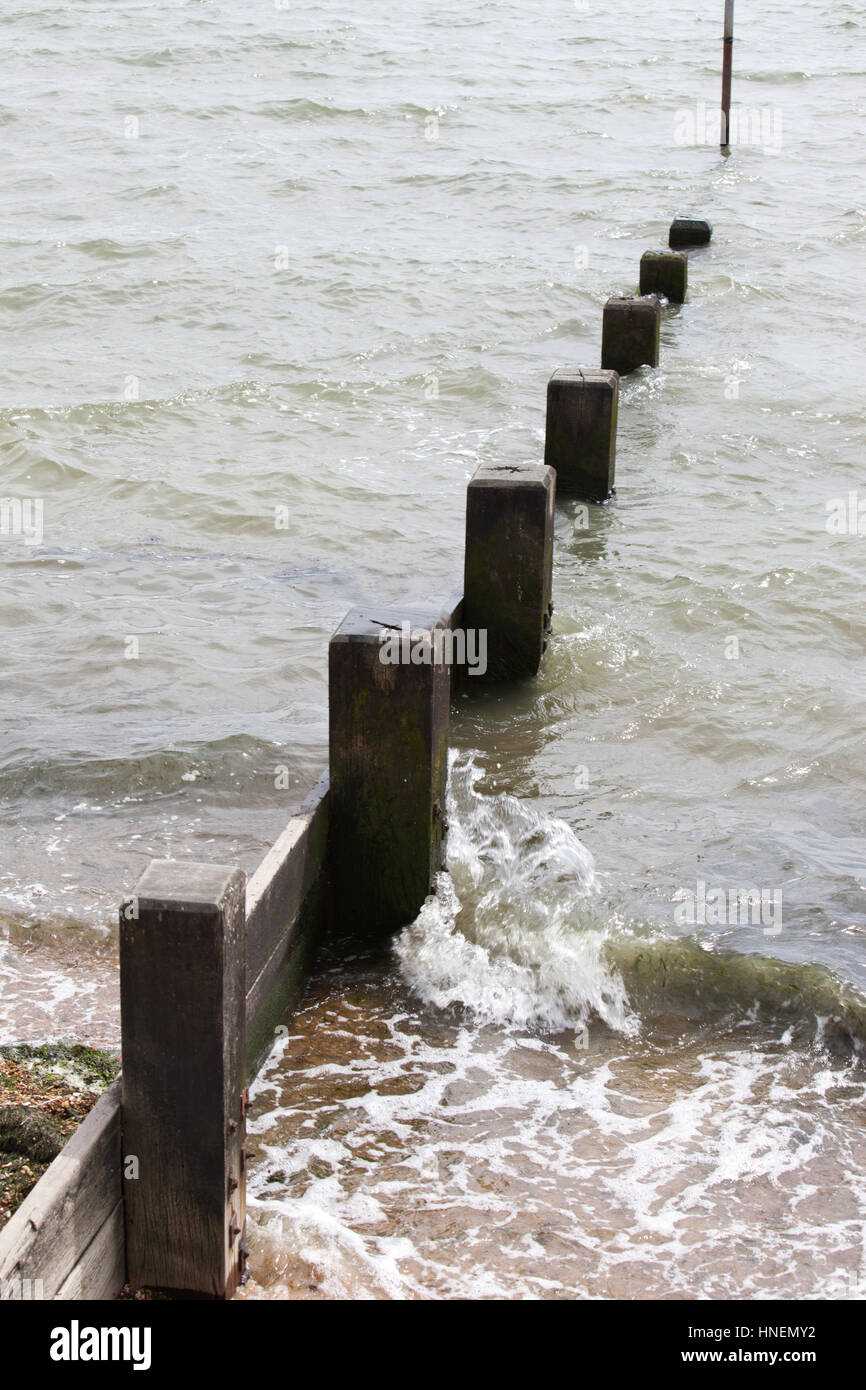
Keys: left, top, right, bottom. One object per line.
{"left": 463, "top": 462, "right": 555, "bottom": 681}
{"left": 601, "top": 296, "right": 661, "bottom": 375}
{"left": 120, "top": 861, "right": 246, "bottom": 1299}
{"left": 721, "top": 0, "right": 735, "bottom": 151}
{"left": 544, "top": 369, "right": 618, "bottom": 501}
{"left": 668, "top": 217, "right": 713, "bottom": 249}
{"left": 639, "top": 250, "right": 688, "bottom": 304}
{"left": 329, "top": 603, "right": 451, "bottom": 938}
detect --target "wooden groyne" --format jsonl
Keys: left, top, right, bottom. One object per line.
{"left": 0, "top": 1079, "right": 123, "bottom": 1300}
{"left": 0, "top": 216, "right": 712, "bottom": 1300}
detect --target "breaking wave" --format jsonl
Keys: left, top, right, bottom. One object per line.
{"left": 396, "top": 753, "right": 866, "bottom": 1060}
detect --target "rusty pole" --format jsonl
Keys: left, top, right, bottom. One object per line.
{"left": 721, "top": 0, "right": 734, "bottom": 150}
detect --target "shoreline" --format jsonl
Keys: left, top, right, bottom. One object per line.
{"left": 0, "top": 1043, "right": 120, "bottom": 1232}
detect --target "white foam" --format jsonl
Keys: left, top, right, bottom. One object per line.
{"left": 245, "top": 1006, "right": 866, "bottom": 1302}
{"left": 395, "top": 752, "right": 637, "bottom": 1035}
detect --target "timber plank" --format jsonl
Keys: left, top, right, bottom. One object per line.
{"left": 0, "top": 1077, "right": 122, "bottom": 1299}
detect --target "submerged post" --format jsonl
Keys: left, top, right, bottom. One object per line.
{"left": 544, "top": 369, "right": 618, "bottom": 501}
{"left": 721, "top": 0, "right": 735, "bottom": 151}
{"left": 639, "top": 250, "right": 688, "bottom": 304}
{"left": 669, "top": 216, "right": 713, "bottom": 250}
{"left": 601, "top": 296, "right": 661, "bottom": 375}
{"left": 329, "top": 602, "right": 451, "bottom": 938}
{"left": 120, "top": 861, "right": 246, "bottom": 1299}
{"left": 463, "top": 461, "right": 555, "bottom": 681}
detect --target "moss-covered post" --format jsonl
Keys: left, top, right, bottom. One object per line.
{"left": 639, "top": 250, "right": 688, "bottom": 304}
{"left": 120, "top": 861, "right": 246, "bottom": 1299}
{"left": 329, "top": 603, "right": 451, "bottom": 938}
{"left": 669, "top": 216, "right": 713, "bottom": 249}
{"left": 601, "top": 296, "right": 661, "bottom": 375}
{"left": 463, "top": 462, "right": 555, "bottom": 681}
{"left": 544, "top": 369, "right": 618, "bottom": 501}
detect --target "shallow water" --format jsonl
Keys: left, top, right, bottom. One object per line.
{"left": 241, "top": 759, "right": 866, "bottom": 1301}
{"left": 242, "top": 997, "right": 866, "bottom": 1301}
{"left": 1, "top": 0, "right": 865, "bottom": 1298}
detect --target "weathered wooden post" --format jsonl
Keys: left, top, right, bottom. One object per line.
{"left": 601, "top": 296, "right": 661, "bottom": 375}
{"left": 721, "top": 0, "right": 735, "bottom": 150}
{"left": 669, "top": 216, "right": 713, "bottom": 249}
{"left": 120, "top": 861, "right": 246, "bottom": 1299}
{"left": 329, "top": 602, "right": 451, "bottom": 938}
{"left": 463, "top": 462, "right": 555, "bottom": 681}
{"left": 639, "top": 250, "right": 688, "bottom": 304}
{"left": 544, "top": 369, "right": 618, "bottom": 501}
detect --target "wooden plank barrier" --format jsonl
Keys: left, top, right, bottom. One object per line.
{"left": 245, "top": 775, "right": 330, "bottom": 1075}
{"left": 0, "top": 1077, "right": 123, "bottom": 1301}
{"left": 3, "top": 216, "right": 710, "bottom": 1297}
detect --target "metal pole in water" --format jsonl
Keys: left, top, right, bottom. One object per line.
{"left": 721, "top": 0, "right": 734, "bottom": 150}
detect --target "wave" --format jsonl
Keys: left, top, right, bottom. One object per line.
{"left": 396, "top": 752, "right": 866, "bottom": 1059}
{"left": 611, "top": 932, "right": 866, "bottom": 1056}
{"left": 0, "top": 734, "right": 288, "bottom": 802}
{"left": 396, "top": 752, "right": 636, "bottom": 1034}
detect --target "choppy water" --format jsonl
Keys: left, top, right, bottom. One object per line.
{"left": 2, "top": 0, "right": 865, "bottom": 1297}
{"left": 240, "top": 759, "right": 866, "bottom": 1301}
